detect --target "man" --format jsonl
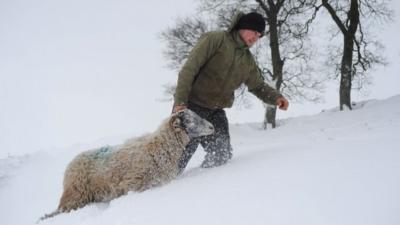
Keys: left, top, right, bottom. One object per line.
{"left": 172, "top": 11, "right": 289, "bottom": 174}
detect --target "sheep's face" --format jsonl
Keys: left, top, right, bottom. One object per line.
{"left": 172, "top": 109, "right": 214, "bottom": 138}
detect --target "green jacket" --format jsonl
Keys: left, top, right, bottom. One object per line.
{"left": 174, "top": 12, "right": 282, "bottom": 109}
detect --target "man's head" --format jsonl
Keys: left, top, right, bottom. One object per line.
{"left": 235, "top": 12, "right": 266, "bottom": 47}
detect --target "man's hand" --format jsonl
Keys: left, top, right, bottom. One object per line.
{"left": 276, "top": 97, "right": 289, "bottom": 110}
{"left": 172, "top": 104, "right": 187, "bottom": 114}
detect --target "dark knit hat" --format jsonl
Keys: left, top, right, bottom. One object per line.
{"left": 236, "top": 12, "right": 266, "bottom": 36}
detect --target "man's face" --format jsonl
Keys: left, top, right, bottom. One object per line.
{"left": 238, "top": 29, "right": 262, "bottom": 47}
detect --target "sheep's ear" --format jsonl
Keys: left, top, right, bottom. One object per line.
{"left": 178, "top": 110, "right": 185, "bottom": 118}
{"left": 170, "top": 114, "right": 183, "bottom": 131}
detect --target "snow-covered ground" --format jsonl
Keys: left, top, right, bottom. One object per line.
{"left": 1, "top": 95, "right": 399, "bottom": 225}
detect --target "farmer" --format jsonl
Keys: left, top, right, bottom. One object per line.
{"left": 172, "top": 11, "right": 289, "bottom": 174}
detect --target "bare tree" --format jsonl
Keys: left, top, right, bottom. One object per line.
{"left": 252, "top": 0, "right": 326, "bottom": 128}
{"left": 160, "top": 17, "right": 209, "bottom": 71}
{"left": 319, "top": 0, "right": 392, "bottom": 110}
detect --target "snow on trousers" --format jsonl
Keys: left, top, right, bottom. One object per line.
{"left": 178, "top": 102, "right": 233, "bottom": 173}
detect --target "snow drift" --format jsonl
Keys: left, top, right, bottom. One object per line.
{"left": 0, "top": 95, "right": 399, "bottom": 225}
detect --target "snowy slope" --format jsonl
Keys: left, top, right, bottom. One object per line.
{"left": 1, "top": 95, "right": 400, "bottom": 225}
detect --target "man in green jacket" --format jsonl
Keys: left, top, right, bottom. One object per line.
{"left": 173, "top": 11, "right": 289, "bottom": 174}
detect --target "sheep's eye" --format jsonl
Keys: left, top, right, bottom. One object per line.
{"left": 178, "top": 111, "right": 185, "bottom": 118}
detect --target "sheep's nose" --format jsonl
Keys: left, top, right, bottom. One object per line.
{"left": 209, "top": 125, "right": 214, "bottom": 130}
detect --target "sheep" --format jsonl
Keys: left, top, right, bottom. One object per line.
{"left": 40, "top": 109, "right": 214, "bottom": 220}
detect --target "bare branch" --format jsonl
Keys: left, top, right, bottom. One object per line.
{"left": 322, "top": 0, "right": 348, "bottom": 34}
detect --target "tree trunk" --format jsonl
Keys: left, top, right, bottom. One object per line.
{"left": 339, "top": 37, "right": 354, "bottom": 110}
{"left": 264, "top": 105, "right": 277, "bottom": 129}
{"left": 264, "top": 10, "right": 283, "bottom": 129}
{"left": 322, "top": 0, "right": 359, "bottom": 111}
{"left": 339, "top": 0, "right": 359, "bottom": 110}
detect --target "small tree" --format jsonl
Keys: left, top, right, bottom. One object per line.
{"left": 319, "top": 0, "right": 392, "bottom": 110}
{"left": 161, "top": 17, "right": 209, "bottom": 71}
{"left": 254, "top": 0, "right": 325, "bottom": 128}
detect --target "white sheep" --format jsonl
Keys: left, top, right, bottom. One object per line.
{"left": 40, "top": 109, "right": 214, "bottom": 220}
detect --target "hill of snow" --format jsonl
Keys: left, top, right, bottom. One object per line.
{"left": 1, "top": 95, "right": 399, "bottom": 225}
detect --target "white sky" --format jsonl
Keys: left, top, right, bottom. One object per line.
{"left": 1, "top": 0, "right": 399, "bottom": 157}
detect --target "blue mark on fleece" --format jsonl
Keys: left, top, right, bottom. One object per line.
{"left": 92, "top": 146, "right": 113, "bottom": 159}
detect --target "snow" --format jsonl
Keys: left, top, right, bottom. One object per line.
{"left": 1, "top": 95, "right": 399, "bottom": 225}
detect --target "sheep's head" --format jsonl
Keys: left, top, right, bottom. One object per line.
{"left": 171, "top": 109, "right": 214, "bottom": 138}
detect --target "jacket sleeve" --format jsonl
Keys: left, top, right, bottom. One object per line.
{"left": 173, "top": 32, "right": 224, "bottom": 106}
{"left": 245, "top": 61, "right": 282, "bottom": 105}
